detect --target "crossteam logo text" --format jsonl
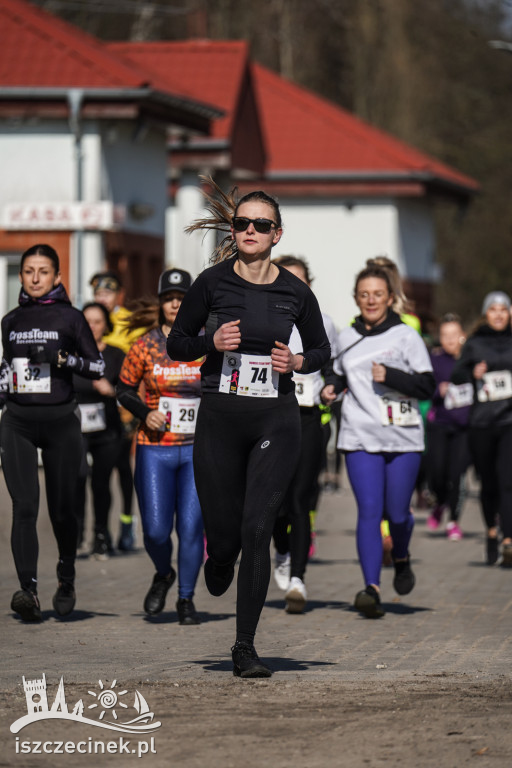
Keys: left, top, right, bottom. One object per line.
{"left": 10, "top": 674, "right": 161, "bottom": 757}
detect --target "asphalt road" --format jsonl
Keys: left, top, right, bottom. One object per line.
{"left": 0, "top": 466, "right": 511, "bottom": 767}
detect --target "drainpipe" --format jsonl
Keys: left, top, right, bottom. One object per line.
{"left": 67, "top": 89, "right": 84, "bottom": 307}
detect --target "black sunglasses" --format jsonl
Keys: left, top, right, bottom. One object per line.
{"left": 232, "top": 217, "right": 277, "bottom": 234}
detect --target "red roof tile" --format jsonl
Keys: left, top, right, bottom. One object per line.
{"left": 110, "top": 40, "right": 477, "bottom": 194}
{"left": 1, "top": 0, "right": 154, "bottom": 88}
{"left": 108, "top": 40, "right": 249, "bottom": 139}
{"left": 251, "top": 63, "right": 478, "bottom": 192}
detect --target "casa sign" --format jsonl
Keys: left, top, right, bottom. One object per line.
{"left": 2, "top": 202, "right": 117, "bottom": 230}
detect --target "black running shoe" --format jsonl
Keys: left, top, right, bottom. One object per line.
{"left": 143, "top": 569, "right": 176, "bottom": 615}
{"left": 176, "top": 598, "right": 201, "bottom": 625}
{"left": 11, "top": 589, "right": 42, "bottom": 622}
{"left": 231, "top": 641, "right": 272, "bottom": 678}
{"left": 91, "top": 533, "right": 110, "bottom": 561}
{"left": 392, "top": 555, "right": 415, "bottom": 595}
{"left": 204, "top": 557, "right": 235, "bottom": 596}
{"left": 354, "top": 585, "right": 385, "bottom": 618}
{"left": 487, "top": 536, "right": 499, "bottom": 565}
{"left": 53, "top": 582, "right": 76, "bottom": 617}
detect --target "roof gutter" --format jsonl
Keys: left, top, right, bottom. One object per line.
{"left": 266, "top": 169, "right": 478, "bottom": 196}
{"left": 0, "top": 87, "right": 223, "bottom": 122}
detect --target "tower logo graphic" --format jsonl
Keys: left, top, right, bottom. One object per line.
{"left": 11, "top": 674, "right": 161, "bottom": 735}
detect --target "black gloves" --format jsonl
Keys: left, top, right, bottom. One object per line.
{"left": 28, "top": 346, "right": 76, "bottom": 369}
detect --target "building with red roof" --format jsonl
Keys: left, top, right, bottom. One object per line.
{"left": 0, "top": 0, "right": 219, "bottom": 311}
{"left": 111, "top": 39, "right": 478, "bottom": 325}
{"left": 1, "top": 3, "right": 478, "bottom": 323}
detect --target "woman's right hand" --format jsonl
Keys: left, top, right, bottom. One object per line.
{"left": 473, "top": 361, "right": 487, "bottom": 380}
{"left": 145, "top": 410, "right": 166, "bottom": 430}
{"left": 214, "top": 319, "right": 241, "bottom": 351}
{"left": 321, "top": 384, "right": 337, "bottom": 404}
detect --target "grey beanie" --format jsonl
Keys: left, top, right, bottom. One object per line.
{"left": 482, "top": 291, "right": 511, "bottom": 315}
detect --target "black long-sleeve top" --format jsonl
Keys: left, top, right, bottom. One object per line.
{"left": 451, "top": 323, "right": 512, "bottom": 428}
{"left": 0, "top": 289, "right": 104, "bottom": 407}
{"left": 73, "top": 343, "right": 124, "bottom": 434}
{"left": 166, "top": 258, "right": 331, "bottom": 396}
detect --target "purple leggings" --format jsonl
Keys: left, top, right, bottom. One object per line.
{"left": 345, "top": 451, "right": 421, "bottom": 587}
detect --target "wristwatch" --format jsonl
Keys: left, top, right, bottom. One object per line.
{"left": 298, "top": 355, "right": 308, "bottom": 373}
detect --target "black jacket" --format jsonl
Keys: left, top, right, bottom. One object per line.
{"left": 451, "top": 323, "right": 512, "bottom": 428}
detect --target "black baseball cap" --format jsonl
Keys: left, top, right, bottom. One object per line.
{"left": 90, "top": 271, "right": 122, "bottom": 293}
{"left": 158, "top": 268, "right": 192, "bottom": 296}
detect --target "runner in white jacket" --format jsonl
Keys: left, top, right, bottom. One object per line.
{"left": 322, "top": 265, "right": 435, "bottom": 618}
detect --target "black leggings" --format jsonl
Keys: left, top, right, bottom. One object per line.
{"left": 193, "top": 392, "right": 301, "bottom": 644}
{"left": 273, "top": 407, "right": 323, "bottom": 579}
{"left": 426, "top": 421, "right": 470, "bottom": 522}
{"left": 115, "top": 436, "right": 134, "bottom": 521}
{"left": 469, "top": 424, "right": 512, "bottom": 538}
{"left": 76, "top": 433, "right": 121, "bottom": 542}
{"left": 0, "top": 403, "right": 83, "bottom": 591}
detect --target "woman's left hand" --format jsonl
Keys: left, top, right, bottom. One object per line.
{"left": 271, "top": 341, "right": 302, "bottom": 374}
{"left": 92, "top": 377, "right": 115, "bottom": 397}
{"left": 372, "top": 362, "right": 387, "bottom": 383}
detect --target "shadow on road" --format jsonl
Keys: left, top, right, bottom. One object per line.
{"left": 140, "top": 611, "right": 235, "bottom": 624}
{"left": 10, "top": 609, "right": 119, "bottom": 623}
{"left": 195, "top": 657, "right": 337, "bottom": 673}
{"left": 265, "top": 598, "right": 350, "bottom": 613}
{"left": 346, "top": 602, "right": 432, "bottom": 617}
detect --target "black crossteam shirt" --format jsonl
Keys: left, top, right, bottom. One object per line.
{"left": 0, "top": 295, "right": 104, "bottom": 407}
{"left": 167, "top": 259, "right": 330, "bottom": 395}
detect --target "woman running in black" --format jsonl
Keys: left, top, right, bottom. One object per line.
{"left": 451, "top": 291, "right": 512, "bottom": 566}
{"left": 270, "top": 255, "right": 339, "bottom": 614}
{"left": 0, "top": 244, "right": 104, "bottom": 621}
{"left": 74, "top": 302, "right": 125, "bottom": 558}
{"left": 167, "top": 180, "right": 330, "bottom": 677}
{"left": 425, "top": 314, "right": 471, "bottom": 539}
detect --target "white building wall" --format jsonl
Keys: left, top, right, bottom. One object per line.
{"left": 274, "top": 199, "right": 399, "bottom": 329}
{"left": 0, "top": 121, "right": 105, "bottom": 205}
{"left": 0, "top": 124, "right": 75, "bottom": 204}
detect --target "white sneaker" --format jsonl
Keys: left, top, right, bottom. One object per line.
{"left": 285, "top": 576, "right": 307, "bottom": 614}
{"left": 274, "top": 552, "right": 291, "bottom": 590}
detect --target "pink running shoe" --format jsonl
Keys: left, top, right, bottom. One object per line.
{"left": 427, "top": 505, "right": 444, "bottom": 531}
{"left": 446, "top": 522, "right": 463, "bottom": 541}
{"left": 308, "top": 530, "right": 317, "bottom": 560}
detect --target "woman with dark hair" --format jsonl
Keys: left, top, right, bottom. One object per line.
{"left": 425, "top": 313, "right": 471, "bottom": 539}
{"left": 167, "top": 179, "right": 330, "bottom": 676}
{"left": 322, "top": 265, "right": 434, "bottom": 618}
{"left": 0, "top": 244, "right": 104, "bottom": 621}
{"left": 117, "top": 269, "right": 204, "bottom": 625}
{"left": 451, "top": 291, "right": 512, "bottom": 565}
{"left": 270, "top": 255, "right": 339, "bottom": 613}
{"left": 74, "top": 302, "right": 125, "bottom": 558}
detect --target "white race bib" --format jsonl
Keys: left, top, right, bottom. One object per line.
{"left": 477, "top": 370, "right": 512, "bottom": 402}
{"left": 379, "top": 391, "right": 420, "bottom": 427}
{"left": 444, "top": 382, "right": 473, "bottom": 410}
{"left": 293, "top": 372, "right": 315, "bottom": 407}
{"left": 158, "top": 397, "right": 200, "bottom": 434}
{"left": 219, "top": 353, "right": 279, "bottom": 398}
{"left": 9, "top": 357, "right": 50, "bottom": 394}
{"left": 79, "top": 402, "right": 106, "bottom": 433}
